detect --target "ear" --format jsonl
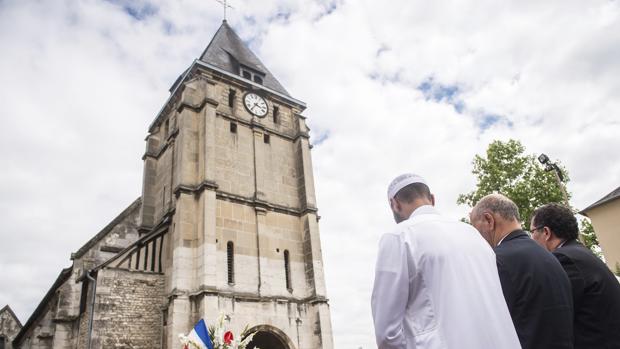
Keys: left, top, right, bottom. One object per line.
{"left": 430, "top": 194, "right": 436, "bottom": 206}
{"left": 390, "top": 198, "right": 401, "bottom": 212}
{"left": 483, "top": 212, "right": 494, "bottom": 227}
{"left": 542, "top": 226, "right": 552, "bottom": 241}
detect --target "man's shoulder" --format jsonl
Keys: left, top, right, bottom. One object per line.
{"left": 553, "top": 241, "right": 592, "bottom": 261}
{"left": 497, "top": 235, "right": 563, "bottom": 270}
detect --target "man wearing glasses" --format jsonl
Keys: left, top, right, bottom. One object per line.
{"left": 531, "top": 203, "right": 620, "bottom": 349}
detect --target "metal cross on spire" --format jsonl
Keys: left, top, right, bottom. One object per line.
{"left": 215, "top": 0, "right": 234, "bottom": 21}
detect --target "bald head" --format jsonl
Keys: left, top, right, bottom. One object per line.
{"left": 472, "top": 194, "right": 521, "bottom": 222}
{"left": 470, "top": 194, "right": 522, "bottom": 247}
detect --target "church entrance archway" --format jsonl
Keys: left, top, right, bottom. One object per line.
{"left": 246, "top": 325, "right": 294, "bottom": 349}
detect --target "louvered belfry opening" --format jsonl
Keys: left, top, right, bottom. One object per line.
{"left": 284, "top": 250, "right": 291, "bottom": 291}
{"left": 108, "top": 228, "right": 167, "bottom": 273}
{"left": 227, "top": 241, "right": 235, "bottom": 284}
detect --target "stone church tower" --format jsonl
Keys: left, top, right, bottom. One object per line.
{"left": 12, "top": 21, "right": 333, "bottom": 349}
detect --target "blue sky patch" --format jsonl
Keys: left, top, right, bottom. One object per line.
{"left": 312, "top": 130, "right": 331, "bottom": 146}
{"left": 106, "top": 0, "right": 158, "bottom": 21}
{"left": 314, "top": 0, "right": 340, "bottom": 21}
{"left": 418, "top": 77, "right": 464, "bottom": 113}
{"left": 269, "top": 10, "right": 292, "bottom": 24}
{"left": 368, "top": 69, "right": 405, "bottom": 85}
{"left": 479, "top": 113, "right": 514, "bottom": 130}
{"left": 418, "top": 78, "right": 458, "bottom": 101}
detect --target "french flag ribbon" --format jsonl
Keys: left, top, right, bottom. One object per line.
{"left": 186, "top": 319, "right": 214, "bottom": 349}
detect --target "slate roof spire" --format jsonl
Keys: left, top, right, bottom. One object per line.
{"left": 199, "top": 20, "right": 290, "bottom": 96}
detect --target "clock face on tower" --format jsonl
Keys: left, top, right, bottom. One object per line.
{"left": 243, "top": 92, "right": 268, "bottom": 117}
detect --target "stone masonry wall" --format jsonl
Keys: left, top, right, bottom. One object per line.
{"left": 89, "top": 269, "right": 165, "bottom": 349}
{"left": 0, "top": 307, "right": 21, "bottom": 349}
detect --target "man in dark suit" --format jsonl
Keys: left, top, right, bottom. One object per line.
{"left": 531, "top": 203, "right": 620, "bottom": 349}
{"left": 471, "top": 194, "right": 574, "bottom": 349}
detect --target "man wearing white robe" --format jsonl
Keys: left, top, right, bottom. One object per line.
{"left": 372, "top": 174, "right": 521, "bottom": 349}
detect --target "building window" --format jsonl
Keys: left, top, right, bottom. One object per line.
{"left": 284, "top": 250, "right": 292, "bottom": 291}
{"left": 240, "top": 66, "right": 265, "bottom": 85}
{"left": 0, "top": 335, "right": 6, "bottom": 349}
{"left": 228, "top": 89, "right": 236, "bottom": 108}
{"left": 227, "top": 241, "right": 234, "bottom": 285}
{"left": 230, "top": 122, "right": 237, "bottom": 134}
{"left": 263, "top": 134, "right": 270, "bottom": 144}
{"left": 79, "top": 279, "right": 89, "bottom": 314}
{"left": 273, "top": 106, "right": 279, "bottom": 124}
{"left": 164, "top": 119, "right": 169, "bottom": 139}
{"left": 162, "top": 186, "right": 167, "bottom": 209}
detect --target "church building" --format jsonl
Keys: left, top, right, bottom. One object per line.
{"left": 12, "top": 20, "right": 334, "bottom": 349}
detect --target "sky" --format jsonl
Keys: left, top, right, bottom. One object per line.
{"left": 1, "top": 0, "right": 619, "bottom": 347}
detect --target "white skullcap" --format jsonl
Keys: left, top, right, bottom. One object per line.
{"left": 387, "top": 173, "right": 428, "bottom": 200}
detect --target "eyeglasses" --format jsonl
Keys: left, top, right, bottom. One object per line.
{"left": 530, "top": 225, "right": 545, "bottom": 233}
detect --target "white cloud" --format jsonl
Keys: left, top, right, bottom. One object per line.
{"left": 1, "top": 0, "right": 619, "bottom": 348}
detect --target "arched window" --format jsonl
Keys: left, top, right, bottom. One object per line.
{"left": 284, "top": 250, "right": 291, "bottom": 291}
{"left": 227, "top": 241, "right": 234, "bottom": 284}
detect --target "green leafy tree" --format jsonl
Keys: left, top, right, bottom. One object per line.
{"left": 457, "top": 139, "right": 567, "bottom": 225}
{"left": 579, "top": 218, "right": 603, "bottom": 259}
{"left": 458, "top": 139, "right": 603, "bottom": 256}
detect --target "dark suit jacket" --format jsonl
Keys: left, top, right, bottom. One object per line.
{"left": 495, "top": 230, "right": 574, "bottom": 349}
{"left": 553, "top": 239, "right": 620, "bottom": 349}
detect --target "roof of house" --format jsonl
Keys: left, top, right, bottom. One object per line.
{"left": 580, "top": 186, "right": 620, "bottom": 216}
{"left": 0, "top": 304, "right": 22, "bottom": 328}
{"left": 13, "top": 267, "right": 72, "bottom": 345}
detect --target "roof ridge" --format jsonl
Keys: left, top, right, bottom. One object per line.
{"left": 580, "top": 185, "right": 620, "bottom": 215}
{"left": 0, "top": 304, "right": 22, "bottom": 328}
{"left": 198, "top": 20, "right": 291, "bottom": 96}
{"left": 13, "top": 268, "right": 72, "bottom": 345}
{"left": 197, "top": 20, "right": 230, "bottom": 67}
{"left": 71, "top": 197, "right": 142, "bottom": 260}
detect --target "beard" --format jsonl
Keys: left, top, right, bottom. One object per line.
{"left": 393, "top": 210, "right": 406, "bottom": 223}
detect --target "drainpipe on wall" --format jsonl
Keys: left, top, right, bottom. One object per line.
{"left": 85, "top": 271, "right": 97, "bottom": 349}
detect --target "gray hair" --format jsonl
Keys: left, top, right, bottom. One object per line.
{"left": 473, "top": 193, "right": 521, "bottom": 222}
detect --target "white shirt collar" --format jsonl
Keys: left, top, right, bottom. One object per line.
{"left": 497, "top": 234, "right": 509, "bottom": 246}
{"left": 408, "top": 205, "right": 439, "bottom": 219}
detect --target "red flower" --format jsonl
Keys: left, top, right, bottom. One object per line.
{"left": 224, "top": 331, "right": 234, "bottom": 345}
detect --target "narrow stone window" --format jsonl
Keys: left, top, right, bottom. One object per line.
{"left": 264, "top": 134, "right": 270, "bottom": 144}
{"left": 230, "top": 122, "right": 237, "bottom": 134}
{"left": 228, "top": 89, "right": 236, "bottom": 108}
{"left": 0, "top": 335, "right": 5, "bottom": 349}
{"left": 253, "top": 75, "right": 263, "bottom": 84}
{"left": 273, "top": 106, "right": 279, "bottom": 124}
{"left": 242, "top": 70, "right": 252, "bottom": 80}
{"left": 164, "top": 119, "right": 169, "bottom": 139}
{"left": 79, "top": 279, "right": 89, "bottom": 314}
{"left": 162, "top": 186, "right": 166, "bottom": 210}
{"left": 227, "top": 241, "right": 234, "bottom": 284}
{"left": 284, "top": 249, "right": 292, "bottom": 291}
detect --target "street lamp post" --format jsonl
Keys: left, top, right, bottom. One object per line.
{"left": 538, "top": 153, "right": 570, "bottom": 207}
{"left": 538, "top": 153, "right": 584, "bottom": 243}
